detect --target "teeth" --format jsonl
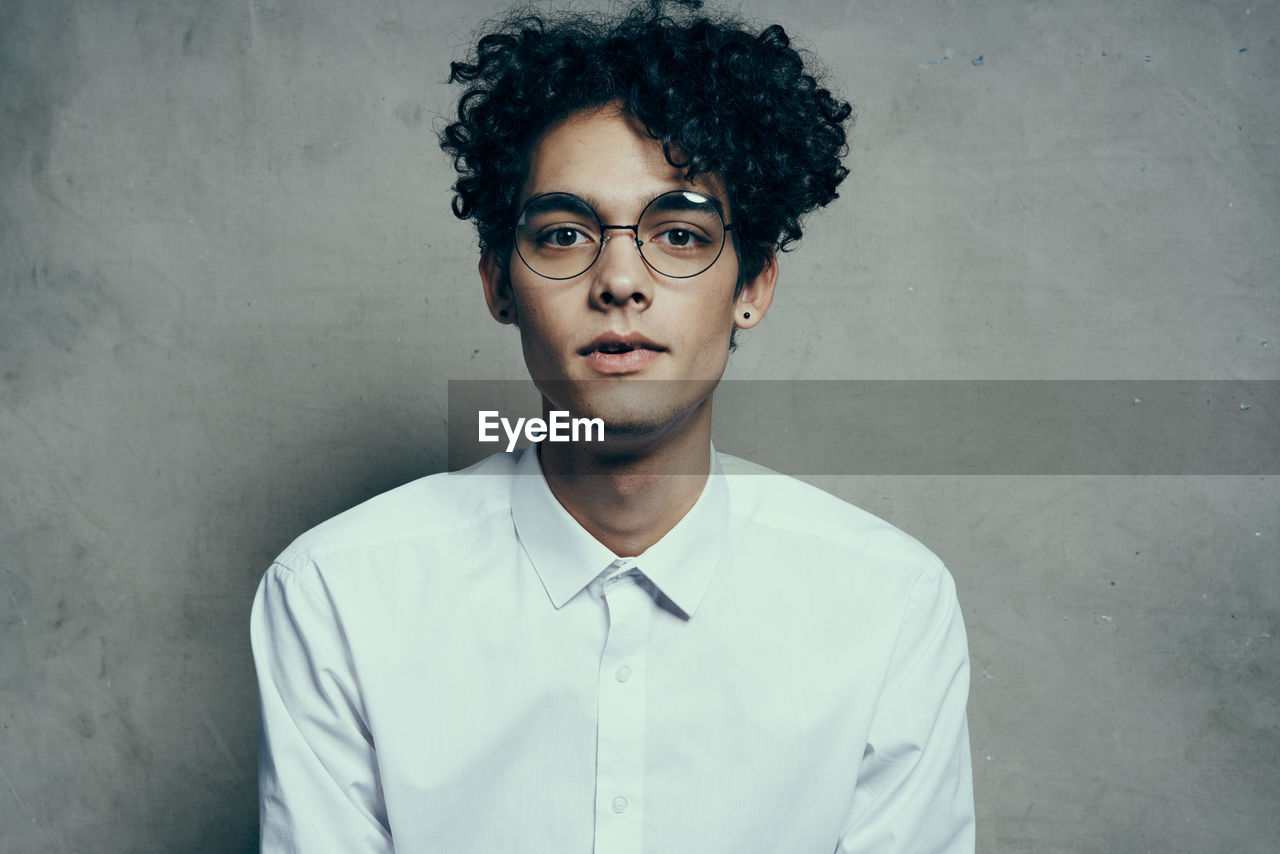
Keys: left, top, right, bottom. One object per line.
{"left": 599, "top": 343, "right": 633, "bottom": 354}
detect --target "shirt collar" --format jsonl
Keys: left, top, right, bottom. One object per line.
{"left": 509, "top": 443, "right": 729, "bottom": 618}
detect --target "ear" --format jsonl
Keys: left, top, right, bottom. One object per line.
{"left": 733, "top": 249, "right": 778, "bottom": 329}
{"left": 479, "top": 251, "right": 517, "bottom": 324}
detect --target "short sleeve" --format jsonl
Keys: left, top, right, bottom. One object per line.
{"left": 836, "top": 566, "right": 975, "bottom": 853}
{"left": 251, "top": 562, "right": 393, "bottom": 852}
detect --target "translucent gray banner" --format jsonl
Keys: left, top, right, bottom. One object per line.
{"left": 447, "top": 380, "right": 1278, "bottom": 474}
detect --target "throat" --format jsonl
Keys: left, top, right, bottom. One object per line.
{"left": 539, "top": 440, "right": 711, "bottom": 556}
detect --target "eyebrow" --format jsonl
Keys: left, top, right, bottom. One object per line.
{"left": 518, "top": 189, "right": 728, "bottom": 223}
{"left": 644, "top": 191, "right": 725, "bottom": 218}
{"left": 517, "top": 194, "right": 598, "bottom": 223}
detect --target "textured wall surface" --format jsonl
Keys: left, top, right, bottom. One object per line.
{"left": 1, "top": 0, "right": 1276, "bottom": 851}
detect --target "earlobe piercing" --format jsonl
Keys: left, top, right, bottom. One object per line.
{"left": 499, "top": 309, "right": 509, "bottom": 318}
{"left": 742, "top": 311, "right": 751, "bottom": 320}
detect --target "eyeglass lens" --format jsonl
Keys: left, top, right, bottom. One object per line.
{"left": 514, "top": 190, "right": 727, "bottom": 280}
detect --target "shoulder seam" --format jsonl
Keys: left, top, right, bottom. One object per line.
{"left": 280, "top": 502, "right": 513, "bottom": 565}
{"left": 731, "top": 512, "right": 946, "bottom": 575}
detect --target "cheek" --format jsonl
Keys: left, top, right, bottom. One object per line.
{"left": 513, "top": 290, "right": 576, "bottom": 358}
{"left": 520, "top": 291, "right": 571, "bottom": 326}
{"left": 683, "top": 286, "right": 739, "bottom": 355}
{"left": 699, "top": 280, "right": 741, "bottom": 328}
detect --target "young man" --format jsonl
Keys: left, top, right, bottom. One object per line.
{"left": 251, "top": 2, "right": 974, "bottom": 851}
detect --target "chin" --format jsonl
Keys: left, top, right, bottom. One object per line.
{"left": 537, "top": 377, "right": 714, "bottom": 438}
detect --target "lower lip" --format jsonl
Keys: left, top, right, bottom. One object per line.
{"left": 584, "top": 348, "right": 663, "bottom": 374}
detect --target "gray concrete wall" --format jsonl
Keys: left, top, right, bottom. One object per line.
{"left": 1, "top": 0, "right": 1275, "bottom": 851}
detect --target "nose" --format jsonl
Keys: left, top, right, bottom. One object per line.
{"left": 589, "top": 228, "right": 653, "bottom": 311}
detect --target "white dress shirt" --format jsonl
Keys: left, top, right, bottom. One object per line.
{"left": 251, "top": 446, "right": 974, "bottom": 853}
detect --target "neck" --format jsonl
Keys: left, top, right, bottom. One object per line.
{"left": 538, "top": 398, "right": 713, "bottom": 557}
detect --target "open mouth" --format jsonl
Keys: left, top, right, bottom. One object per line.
{"left": 595, "top": 341, "right": 642, "bottom": 354}
{"left": 580, "top": 334, "right": 666, "bottom": 373}
{"left": 579, "top": 334, "right": 666, "bottom": 357}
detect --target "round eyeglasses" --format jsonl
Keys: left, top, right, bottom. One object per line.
{"left": 512, "top": 190, "right": 734, "bottom": 280}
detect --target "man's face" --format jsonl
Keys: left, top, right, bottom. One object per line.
{"left": 480, "top": 104, "right": 775, "bottom": 442}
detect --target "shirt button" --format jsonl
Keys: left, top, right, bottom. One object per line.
{"left": 615, "top": 664, "right": 632, "bottom": 683}
{"left": 612, "top": 795, "right": 629, "bottom": 813}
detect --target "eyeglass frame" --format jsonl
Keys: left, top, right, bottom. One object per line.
{"left": 505, "top": 189, "right": 737, "bottom": 281}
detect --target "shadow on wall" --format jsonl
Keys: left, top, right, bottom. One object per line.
{"left": 180, "top": 411, "right": 449, "bottom": 854}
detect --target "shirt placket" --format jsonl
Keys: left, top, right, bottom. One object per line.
{"left": 592, "top": 563, "right": 652, "bottom": 854}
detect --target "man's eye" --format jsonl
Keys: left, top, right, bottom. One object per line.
{"left": 543, "top": 227, "right": 587, "bottom": 247}
{"left": 657, "top": 228, "right": 706, "bottom": 248}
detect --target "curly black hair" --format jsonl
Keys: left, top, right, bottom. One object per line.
{"left": 440, "top": 0, "right": 853, "bottom": 288}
